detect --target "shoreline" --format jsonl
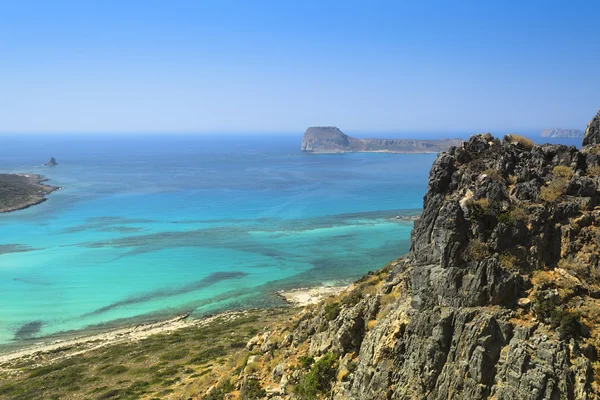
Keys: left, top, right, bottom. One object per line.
{"left": 0, "top": 310, "right": 257, "bottom": 367}
{"left": 0, "top": 173, "right": 60, "bottom": 213}
{"left": 0, "top": 284, "right": 347, "bottom": 366}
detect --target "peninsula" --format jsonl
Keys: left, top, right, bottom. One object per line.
{"left": 0, "top": 174, "right": 59, "bottom": 213}
{"left": 301, "top": 126, "right": 463, "bottom": 153}
{"left": 541, "top": 128, "right": 584, "bottom": 138}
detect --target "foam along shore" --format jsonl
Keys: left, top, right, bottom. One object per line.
{"left": 277, "top": 285, "right": 348, "bottom": 306}
{"left": 0, "top": 173, "right": 59, "bottom": 213}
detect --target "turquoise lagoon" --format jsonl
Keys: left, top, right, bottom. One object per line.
{"left": 0, "top": 134, "right": 435, "bottom": 347}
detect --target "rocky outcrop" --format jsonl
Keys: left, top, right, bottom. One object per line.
{"left": 45, "top": 157, "right": 58, "bottom": 166}
{"left": 237, "top": 111, "right": 600, "bottom": 399}
{"left": 541, "top": 128, "right": 584, "bottom": 138}
{"left": 583, "top": 110, "right": 600, "bottom": 146}
{"left": 301, "top": 126, "right": 463, "bottom": 154}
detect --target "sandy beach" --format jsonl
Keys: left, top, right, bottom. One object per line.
{"left": 277, "top": 285, "right": 348, "bottom": 306}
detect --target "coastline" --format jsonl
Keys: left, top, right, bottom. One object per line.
{"left": 0, "top": 284, "right": 347, "bottom": 366}
{"left": 0, "top": 310, "right": 263, "bottom": 368}
{"left": 0, "top": 173, "right": 59, "bottom": 213}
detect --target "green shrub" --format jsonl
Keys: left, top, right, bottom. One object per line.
{"left": 203, "top": 379, "right": 235, "bottom": 400}
{"left": 159, "top": 348, "right": 189, "bottom": 361}
{"left": 341, "top": 289, "right": 363, "bottom": 307}
{"left": 241, "top": 379, "right": 267, "bottom": 400}
{"left": 533, "top": 290, "right": 580, "bottom": 339}
{"left": 324, "top": 302, "right": 341, "bottom": 321}
{"left": 294, "top": 353, "right": 338, "bottom": 400}
{"left": 190, "top": 346, "right": 226, "bottom": 364}
{"left": 99, "top": 364, "right": 129, "bottom": 375}
{"left": 299, "top": 355, "right": 315, "bottom": 370}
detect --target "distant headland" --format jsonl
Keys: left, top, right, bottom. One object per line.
{"left": 0, "top": 174, "right": 59, "bottom": 213}
{"left": 301, "top": 126, "right": 462, "bottom": 154}
{"left": 541, "top": 128, "right": 584, "bottom": 138}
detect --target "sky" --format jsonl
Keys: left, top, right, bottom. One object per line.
{"left": 0, "top": 0, "right": 599, "bottom": 134}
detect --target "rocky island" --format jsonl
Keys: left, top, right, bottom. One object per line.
{"left": 0, "top": 174, "right": 58, "bottom": 213}
{"left": 301, "top": 126, "right": 463, "bottom": 154}
{"left": 45, "top": 157, "right": 58, "bottom": 166}
{"left": 541, "top": 128, "right": 584, "bottom": 138}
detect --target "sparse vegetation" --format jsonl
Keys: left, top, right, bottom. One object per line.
{"left": 540, "top": 178, "right": 567, "bottom": 202}
{"left": 506, "top": 134, "right": 535, "bottom": 150}
{"left": 0, "top": 308, "right": 297, "bottom": 400}
{"left": 552, "top": 165, "right": 574, "bottom": 179}
{"left": 499, "top": 252, "right": 519, "bottom": 271}
{"left": 482, "top": 168, "right": 503, "bottom": 181}
{"left": 466, "top": 239, "right": 488, "bottom": 261}
{"left": 294, "top": 352, "right": 338, "bottom": 400}
{"left": 241, "top": 378, "right": 267, "bottom": 399}
{"left": 588, "top": 165, "right": 600, "bottom": 177}
{"left": 324, "top": 302, "right": 341, "bottom": 321}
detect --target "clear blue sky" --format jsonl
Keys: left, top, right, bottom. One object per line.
{"left": 1, "top": 0, "right": 599, "bottom": 134}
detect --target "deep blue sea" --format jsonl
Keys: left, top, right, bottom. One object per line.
{"left": 0, "top": 134, "right": 435, "bottom": 347}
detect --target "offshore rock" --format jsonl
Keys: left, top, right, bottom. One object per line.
{"left": 45, "top": 157, "right": 58, "bottom": 166}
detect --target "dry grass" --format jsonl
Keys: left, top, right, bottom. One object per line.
{"left": 499, "top": 252, "right": 519, "bottom": 271}
{"left": 366, "top": 320, "right": 377, "bottom": 331}
{"left": 552, "top": 165, "right": 574, "bottom": 179}
{"left": 482, "top": 168, "right": 503, "bottom": 182}
{"left": 540, "top": 178, "right": 567, "bottom": 202}
{"left": 506, "top": 134, "right": 535, "bottom": 150}
{"left": 589, "top": 145, "right": 600, "bottom": 155}
{"left": 467, "top": 198, "right": 490, "bottom": 216}
{"left": 510, "top": 204, "right": 529, "bottom": 223}
{"left": 588, "top": 165, "right": 600, "bottom": 177}
{"left": 558, "top": 256, "right": 589, "bottom": 279}
{"left": 531, "top": 270, "right": 555, "bottom": 287}
{"left": 466, "top": 239, "right": 488, "bottom": 261}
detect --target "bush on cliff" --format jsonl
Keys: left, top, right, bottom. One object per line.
{"left": 294, "top": 352, "right": 338, "bottom": 399}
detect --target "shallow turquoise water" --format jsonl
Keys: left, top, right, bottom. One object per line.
{"left": 0, "top": 134, "right": 433, "bottom": 346}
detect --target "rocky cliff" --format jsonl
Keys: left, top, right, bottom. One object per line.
{"left": 301, "top": 127, "right": 462, "bottom": 154}
{"left": 227, "top": 110, "right": 600, "bottom": 399}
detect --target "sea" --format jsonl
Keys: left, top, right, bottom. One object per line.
{"left": 0, "top": 133, "right": 581, "bottom": 349}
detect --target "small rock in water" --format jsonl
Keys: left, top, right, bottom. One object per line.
{"left": 45, "top": 157, "right": 58, "bottom": 166}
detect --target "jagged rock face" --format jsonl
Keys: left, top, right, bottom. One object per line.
{"left": 241, "top": 111, "right": 600, "bottom": 400}
{"left": 45, "top": 157, "right": 58, "bottom": 166}
{"left": 583, "top": 110, "right": 600, "bottom": 146}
